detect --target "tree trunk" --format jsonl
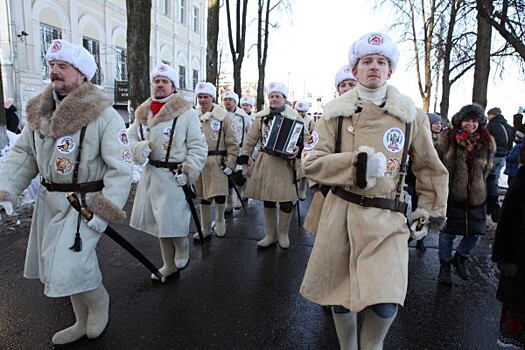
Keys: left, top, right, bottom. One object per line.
{"left": 0, "top": 66, "right": 7, "bottom": 149}
{"left": 257, "top": 0, "right": 271, "bottom": 110}
{"left": 126, "top": 0, "right": 151, "bottom": 121}
{"left": 207, "top": 0, "right": 220, "bottom": 92}
{"left": 225, "top": 0, "right": 248, "bottom": 100}
{"left": 472, "top": 2, "right": 492, "bottom": 109}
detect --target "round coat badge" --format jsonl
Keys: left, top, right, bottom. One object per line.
{"left": 121, "top": 149, "right": 133, "bottom": 164}
{"left": 118, "top": 130, "right": 129, "bottom": 145}
{"left": 304, "top": 131, "right": 319, "bottom": 151}
{"left": 56, "top": 137, "right": 76, "bottom": 154}
{"left": 211, "top": 120, "right": 221, "bottom": 131}
{"left": 163, "top": 127, "right": 173, "bottom": 139}
{"left": 383, "top": 128, "right": 404, "bottom": 153}
{"left": 210, "top": 130, "right": 219, "bottom": 141}
{"left": 386, "top": 158, "right": 401, "bottom": 178}
{"left": 55, "top": 157, "right": 73, "bottom": 175}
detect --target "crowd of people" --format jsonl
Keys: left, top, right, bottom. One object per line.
{"left": 0, "top": 33, "right": 523, "bottom": 349}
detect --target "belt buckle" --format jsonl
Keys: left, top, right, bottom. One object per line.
{"left": 360, "top": 195, "right": 373, "bottom": 208}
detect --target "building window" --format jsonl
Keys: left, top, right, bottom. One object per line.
{"left": 178, "top": 65, "right": 186, "bottom": 89}
{"left": 40, "top": 24, "right": 62, "bottom": 80}
{"left": 115, "top": 47, "right": 127, "bottom": 81}
{"left": 161, "top": 0, "right": 170, "bottom": 16}
{"left": 83, "top": 38, "right": 102, "bottom": 85}
{"left": 192, "top": 69, "right": 199, "bottom": 90}
{"left": 192, "top": 5, "right": 199, "bottom": 33}
{"left": 178, "top": 0, "right": 186, "bottom": 25}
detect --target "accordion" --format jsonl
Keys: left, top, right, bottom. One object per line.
{"left": 262, "top": 114, "right": 304, "bottom": 157}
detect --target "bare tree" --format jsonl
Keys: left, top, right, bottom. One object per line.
{"left": 471, "top": 1, "right": 493, "bottom": 108}
{"left": 224, "top": 0, "right": 249, "bottom": 99}
{"left": 207, "top": 0, "right": 220, "bottom": 92}
{"left": 126, "top": 0, "right": 151, "bottom": 117}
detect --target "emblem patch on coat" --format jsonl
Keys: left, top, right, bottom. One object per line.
{"left": 162, "top": 141, "right": 172, "bottom": 151}
{"left": 163, "top": 127, "right": 173, "bottom": 139}
{"left": 383, "top": 128, "right": 404, "bottom": 153}
{"left": 386, "top": 158, "right": 401, "bottom": 178}
{"left": 56, "top": 137, "right": 75, "bottom": 154}
{"left": 121, "top": 148, "right": 133, "bottom": 164}
{"left": 55, "top": 157, "right": 73, "bottom": 175}
{"left": 304, "top": 131, "right": 319, "bottom": 151}
{"left": 231, "top": 123, "right": 241, "bottom": 134}
{"left": 210, "top": 130, "right": 219, "bottom": 141}
{"left": 211, "top": 120, "right": 221, "bottom": 131}
{"left": 118, "top": 130, "right": 129, "bottom": 145}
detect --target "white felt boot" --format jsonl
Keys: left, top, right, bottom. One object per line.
{"left": 214, "top": 203, "right": 227, "bottom": 237}
{"left": 81, "top": 284, "right": 110, "bottom": 339}
{"left": 52, "top": 294, "right": 88, "bottom": 346}
{"left": 151, "top": 238, "right": 178, "bottom": 280}
{"left": 277, "top": 210, "right": 293, "bottom": 249}
{"left": 257, "top": 207, "right": 277, "bottom": 247}
{"left": 332, "top": 309, "right": 358, "bottom": 350}
{"left": 173, "top": 235, "right": 190, "bottom": 269}
{"left": 360, "top": 307, "right": 397, "bottom": 350}
{"left": 194, "top": 204, "right": 212, "bottom": 240}
{"left": 298, "top": 178, "right": 308, "bottom": 200}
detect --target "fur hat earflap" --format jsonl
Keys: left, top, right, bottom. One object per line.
{"left": 451, "top": 104, "right": 487, "bottom": 127}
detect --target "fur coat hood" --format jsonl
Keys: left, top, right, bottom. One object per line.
{"left": 134, "top": 94, "right": 193, "bottom": 127}
{"left": 322, "top": 85, "right": 417, "bottom": 124}
{"left": 197, "top": 103, "right": 228, "bottom": 122}
{"left": 25, "top": 82, "right": 112, "bottom": 138}
{"left": 436, "top": 129, "right": 496, "bottom": 206}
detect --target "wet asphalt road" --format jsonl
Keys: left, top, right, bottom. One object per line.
{"left": 0, "top": 191, "right": 508, "bottom": 349}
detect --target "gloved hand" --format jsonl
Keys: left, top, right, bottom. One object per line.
{"left": 142, "top": 146, "right": 151, "bottom": 160}
{"left": 0, "top": 201, "right": 14, "bottom": 216}
{"left": 410, "top": 217, "right": 429, "bottom": 240}
{"left": 174, "top": 173, "right": 188, "bottom": 186}
{"left": 87, "top": 214, "right": 108, "bottom": 233}
{"left": 222, "top": 167, "right": 233, "bottom": 176}
{"left": 366, "top": 152, "right": 387, "bottom": 179}
{"left": 498, "top": 262, "right": 518, "bottom": 277}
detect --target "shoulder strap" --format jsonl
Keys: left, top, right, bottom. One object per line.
{"left": 164, "top": 117, "right": 178, "bottom": 162}
{"left": 499, "top": 123, "right": 509, "bottom": 144}
{"left": 395, "top": 123, "right": 412, "bottom": 202}
{"left": 335, "top": 117, "right": 343, "bottom": 153}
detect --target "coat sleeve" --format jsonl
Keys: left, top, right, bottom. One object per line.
{"left": 222, "top": 115, "right": 240, "bottom": 170}
{"left": 238, "top": 117, "right": 261, "bottom": 164}
{"left": 182, "top": 111, "right": 208, "bottom": 183}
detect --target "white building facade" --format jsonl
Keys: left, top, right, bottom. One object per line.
{"left": 0, "top": 0, "right": 207, "bottom": 125}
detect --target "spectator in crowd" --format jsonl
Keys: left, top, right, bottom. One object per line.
{"left": 436, "top": 104, "right": 496, "bottom": 285}
{"left": 503, "top": 130, "right": 524, "bottom": 186}
{"left": 4, "top": 97, "right": 20, "bottom": 133}
{"left": 486, "top": 107, "right": 515, "bottom": 222}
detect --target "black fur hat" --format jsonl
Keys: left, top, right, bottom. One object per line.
{"left": 451, "top": 104, "right": 487, "bottom": 128}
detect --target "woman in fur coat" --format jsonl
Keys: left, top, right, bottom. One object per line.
{"left": 435, "top": 104, "right": 496, "bottom": 285}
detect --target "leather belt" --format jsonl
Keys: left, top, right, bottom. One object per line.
{"left": 331, "top": 186, "right": 407, "bottom": 214}
{"left": 40, "top": 179, "right": 104, "bottom": 193}
{"left": 148, "top": 160, "right": 181, "bottom": 170}
{"left": 208, "top": 150, "right": 227, "bottom": 156}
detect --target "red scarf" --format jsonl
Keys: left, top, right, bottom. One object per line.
{"left": 150, "top": 100, "right": 165, "bottom": 116}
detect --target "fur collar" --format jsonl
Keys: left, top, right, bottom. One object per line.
{"left": 255, "top": 104, "right": 298, "bottom": 120}
{"left": 198, "top": 103, "right": 228, "bottom": 122}
{"left": 25, "top": 82, "right": 112, "bottom": 138}
{"left": 322, "top": 85, "right": 417, "bottom": 124}
{"left": 134, "top": 94, "right": 193, "bottom": 127}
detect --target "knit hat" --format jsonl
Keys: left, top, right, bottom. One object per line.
{"left": 240, "top": 96, "right": 255, "bottom": 106}
{"left": 294, "top": 100, "right": 309, "bottom": 112}
{"left": 427, "top": 112, "right": 441, "bottom": 125}
{"left": 348, "top": 32, "right": 400, "bottom": 72}
{"left": 150, "top": 63, "right": 178, "bottom": 88}
{"left": 195, "top": 82, "right": 216, "bottom": 97}
{"left": 223, "top": 91, "right": 239, "bottom": 105}
{"left": 265, "top": 82, "right": 288, "bottom": 98}
{"left": 334, "top": 64, "right": 357, "bottom": 88}
{"left": 46, "top": 39, "right": 97, "bottom": 80}
{"left": 487, "top": 107, "right": 502, "bottom": 116}
{"left": 451, "top": 104, "right": 487, "bottom": 127}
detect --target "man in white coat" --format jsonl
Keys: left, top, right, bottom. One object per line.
{"left": 128, "top": 64, "right": 207, "bottom": 280}
{"left": 0, "top": 39, "right": 133, "bottom": 346}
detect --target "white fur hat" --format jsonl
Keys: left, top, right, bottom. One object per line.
{"left": 223, "top": 91, "right": 239, "bottom": 105}
{"left": 294, "top": 100, "right": 309, "bottom": 112}
{"left": 240, "top": 96, "right": 255, "bottom": 106}
{"left": 348, "top": 32, "right": 400, "bottom": 72}
{"left": 46, "top": 39, "right": 97, "bottom": 80}
{"left": 195, "top": 82, "right": 216, "bottom": 97}
{"left": 334, "top": 64, "right": 356, "bottom": 88}
{"left": 266, "top": 82, "right": 288, "bottom": 98}
{"left": 150, "top": 63, "right": 178, "bottom": 88}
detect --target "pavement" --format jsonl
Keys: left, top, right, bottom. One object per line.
{"left": 0, "top": 190, "right": 508, "bottom": 350}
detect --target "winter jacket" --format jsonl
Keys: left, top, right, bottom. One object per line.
{"left": 0, "top": 82, "right": 133, "bottom": 297}
{"left": 436, "top": 128, "right": 496, "bottom": 236}
{"left": 128, "top": 94, "right": 207, "bottom": 237}
{"left": 492, "top": 165, "right": 525, "bottom": 313}
{"left": 487, "top": 115, "right": 515, "bottom": 157}
{"left": 503, "top": 139, "right": 522, "bottom": 177}
{"left": 299, "top": 85, "right": 448, "bottom": 313}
